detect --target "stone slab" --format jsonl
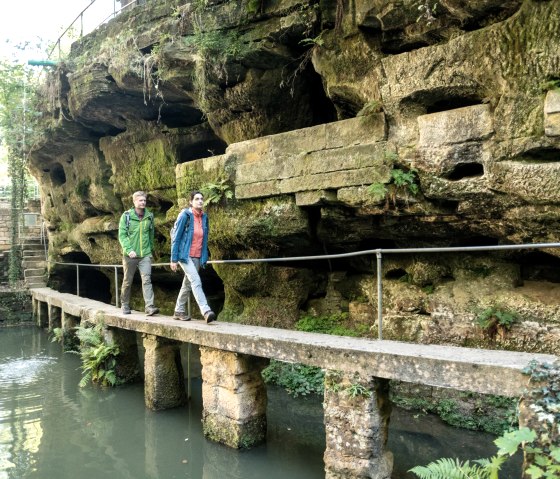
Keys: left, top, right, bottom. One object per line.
{"left": 30, "top": 287, "right": 558, "bottom": 397}
{"left": 418, "top": 104, "right": 494, "bottom": 147}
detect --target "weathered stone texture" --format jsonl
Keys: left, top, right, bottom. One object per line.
{"left": 324, "top": 371, "right": 392, "bottom": 479}
{"left": 200, "top": 347, "right": 267, "bottom": 448}
{"left": 143, "top": 334, "right": 186, "bottom": 410}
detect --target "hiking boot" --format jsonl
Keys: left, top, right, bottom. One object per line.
{"left": 173, "top": 311, "right": 191, "bottom": 321}
{"left": 146, "top": 306, "right": 159, "bottom": 316}
{"left": 122, "top": 305, "right": 131, "bottom": 314}
{"left": 204, "top": 310, "right": 216, "bottom": 324}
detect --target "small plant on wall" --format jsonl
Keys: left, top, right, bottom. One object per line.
{"left": 368, "top": 156, "right": 420, "bottom": 210}
{"left": 476, "top": 306, "right": 519, "bottom": 341}
{"left": 200, "top": 178, "right": 233, "bottom": 207}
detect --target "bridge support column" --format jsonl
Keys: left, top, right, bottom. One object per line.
{"left": 323, "top": 371, "right": 393, "bottom": 479}
{"left": 143, "top": 334, "right": 186, "bottom": 410}
{"left": 200, "top": 346, "right": 268, "bottom": 448}
{"left": 35, "top": 299, "right": 48, "bottom": 328}
{"left": 48, "top": 304, "right": 61, "bottom": 331}
{"left": 105, "top": 328, "right": 141, "bottom": 384}
{"left": 61, "top": 311, "right": 79, "bottom": 351}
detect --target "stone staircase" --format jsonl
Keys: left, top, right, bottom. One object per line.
{"left": 22, "top": 236, "right": 47, "bottom": 288}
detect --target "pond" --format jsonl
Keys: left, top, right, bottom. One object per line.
{"left": 0, "top": 325, "right": 521, "bottom": 478}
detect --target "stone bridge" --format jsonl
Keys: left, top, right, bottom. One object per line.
{"left": 30, "top": 287, "right": 557, "bottom": 479}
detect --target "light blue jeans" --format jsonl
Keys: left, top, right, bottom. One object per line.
{"left": 175, "top": 257, "right": 211, "bottom": 316}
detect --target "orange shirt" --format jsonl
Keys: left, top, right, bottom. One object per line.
{"left": 189, "top": 209, "right": 203, "bottom": 258}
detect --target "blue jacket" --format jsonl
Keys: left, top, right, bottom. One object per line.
{"left": 170, "top": 208, "right": 209, "bottom": 266}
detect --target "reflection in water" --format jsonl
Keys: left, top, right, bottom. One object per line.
{"left": 0, "top": 326, "right": 521, "bottom": 479}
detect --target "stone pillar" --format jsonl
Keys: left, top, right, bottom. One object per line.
{"left": 143, "top": 334, "right": 186, "bottom": 410}
{"left": 37, "top": 300, "right": 48, "bottom": 328}
{"left": 104, "top": 328, "right": 141, "bottom": 384}
{"left": 200, "top": 346, "right": 268, "bottom": 449}
{"left": 48, "top": 304, "right": 61, "bottom": 331}
{"left": 323, "top": 371, "right": 393, "bottom": 479}
{"left": 60, "top": 311, "right": 80, "bottom": 351}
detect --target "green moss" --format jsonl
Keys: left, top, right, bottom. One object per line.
{"left": 391, "top": 389, "right": 517, "bottom": 435}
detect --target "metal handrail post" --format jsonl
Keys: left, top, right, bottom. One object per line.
{"left": 376, "top": 251, "right": 383, "bottom": 340}
{"left": 76, "top": 265, "right": 80, "bottom": 296}
{"left": 114, "top": 266, "right": 119, "bottom": 306}
{"left": 80, "top": 13, "right": 84, "bottom": 37}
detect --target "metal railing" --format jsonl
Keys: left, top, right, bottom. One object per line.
{"left": 52, "top": 241, "right": 560, "bottom": 339}
{"left": 47, "top": 0, "right": 143, "bottom": 60}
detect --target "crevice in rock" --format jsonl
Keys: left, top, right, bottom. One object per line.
{"left": 385, "top": 268, "right": 408, "bottom": 280}
{"left": 50, "top": 163, "right": 67, "bottom": 186}
{"left": 150, "top": 197, "right": 174, "bottom": 214}
{"left": 306, "top": 63, "right": 338, "bottom": 126}
{"left": 380, "top": 39, "right": 431, "bottom": 55}
{"left": 445, "top": 162, "right": 484, "bottom": 180}
{"left": 177, "top": 137, "right": 227, "bottom": 163}
{"left": 401, "top": 89, "right": 484, "bottom": 116}
{"left": 426, "top": 97, "right": 483, "bottom": 114}
{"left": 520, "top": 252, "right": 560, "bottom": 283}
{"left": 514, "top": 147, "right": 560, "bottom": 163}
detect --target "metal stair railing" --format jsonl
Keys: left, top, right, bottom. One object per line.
{"left": 50, "top": 241, "right": 560, "bottom": 339}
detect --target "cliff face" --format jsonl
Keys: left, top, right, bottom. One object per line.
{"left": 29, "top": 0, "right": 560, "bottom": 353}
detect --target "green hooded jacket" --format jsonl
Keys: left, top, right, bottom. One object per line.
{"left": 118, "top": 208, "right": 155, "bottom": 258}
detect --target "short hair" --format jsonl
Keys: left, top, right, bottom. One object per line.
{"left": 190, "top": 191, "right": 203, "bottom": 200}
{"left": 132, "top": 191, "right": 147, "bottom": 200}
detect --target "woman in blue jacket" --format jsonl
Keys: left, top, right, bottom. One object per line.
{"left": 170, "top": 191, "right": 216, "bottom": 323}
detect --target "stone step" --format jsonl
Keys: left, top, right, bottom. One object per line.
{"left": 22, "top": 242, "right": 45, "bottom": 250}
{"left": 24, "top": 268, "right": 45, "bottom": 278}
{"left": 22, "top": 259, "right": 46, "bottom": 269}
{"left": 25, "top": 276, "right": 47, "bottom": 287}
{"left": 23, "top": 250, "right": 45, "bottom": 257}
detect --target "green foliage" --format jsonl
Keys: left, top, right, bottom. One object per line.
{"left": 262, "top": 360, "right": 324, "bottom": 397}
{"left": 72, "top": 322, "right": 120, "bottom": 388}
{"left": 476, "top": 307, "right": 519, "bottom": 339}
{"left": 200, "top": 178, "right": 234, "bottom": 206}
{"left": 470, "top": 265, "right": 492, "bottom": 278}
{"left": 367, "top": 165, "right": 420, "bottom": 209}
{"left": 357, "top": 99, "right": 383, "bottom": 116}
{"left": 299, "top": 31, "right": 326, "bottom": 48}
{"left": 0, "top": 57, "right": 42, "bottom": 285}
{"left": 410, "top": 456, "right": 500, "bottom": 479}
{"left": 541, "top": 78, "right": 560, "bottom": 92}
{"left": 246, "top": 0, "right": 264, "bottom": 15}
{"left": 50, "top": 327, "right": 64, "bottom": 344}
{"left": 74, "top": 178, "right": 91, "bottom": 197}
{"left": 295, "top": 312, "right": 367, "bottom": 337}
{"left": 345, "top": 382, "right": 372, "bottom": 398}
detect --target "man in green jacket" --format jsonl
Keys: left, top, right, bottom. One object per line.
{"left": 118, "top": 191, "right": 159, "bottom": 316}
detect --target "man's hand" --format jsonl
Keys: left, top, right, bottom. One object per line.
{"left": 128, "top": 251, "right": 137, "bottom": 258}
{"left": 170, "top": 262, "right": 178, "bottom": 272}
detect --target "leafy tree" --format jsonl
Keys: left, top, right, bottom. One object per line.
{"left": 0, "top": 54, "right": 42, "bottom": 284}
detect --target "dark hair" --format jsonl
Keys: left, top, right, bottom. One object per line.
{"left": 190, "top": 191, "right": 203, "bottom": 200}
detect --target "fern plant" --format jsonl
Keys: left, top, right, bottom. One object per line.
{"left": 200, "top": 178, "right": 233, "bottom": 206}
{"left": 72, "top": 322, "right": 120, "bottom": 388}
{"left": 368, "top": 167, "right": 419, "bottom": 209}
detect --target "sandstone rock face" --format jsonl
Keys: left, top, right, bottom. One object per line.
{"left": 28, "top": 0, "right": 560, "bottom": 353}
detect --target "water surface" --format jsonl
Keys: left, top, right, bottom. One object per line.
{"left": 0, "top": 325, "right": 521, "bottom": 478}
